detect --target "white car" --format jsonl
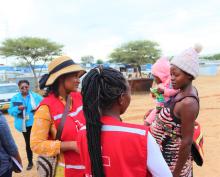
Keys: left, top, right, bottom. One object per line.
{"left": 0, "top": 83, "right": 19, "bottom": 111}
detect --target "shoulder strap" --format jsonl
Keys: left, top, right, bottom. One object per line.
{"left": 175, "top": 86, "right": 199, "bottom": 104}
{"left": 175, "top": 95, "right": 199, "bottom": 104}
{"left": 55, "top": 95, "right": 71, "bottom": 140}
{"left": 170, "top": 95, "right": 200, "bottom": 120}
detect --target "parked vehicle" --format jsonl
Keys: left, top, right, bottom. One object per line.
{"left": 0, "top": 83, "right": 19, "bottom": 111}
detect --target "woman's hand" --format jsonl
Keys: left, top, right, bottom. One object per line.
{"left": 18, "top": 105, "right": 25, "bottom": 111}
{"left": 61, "top": 141, "right": 79, "bottom": 153}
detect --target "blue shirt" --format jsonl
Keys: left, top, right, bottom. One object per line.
{"left": 0, "top": 112, "right": 18, "bottom": 175}
{"left": 8, "top": 91, "right": 43, "bottom": 132}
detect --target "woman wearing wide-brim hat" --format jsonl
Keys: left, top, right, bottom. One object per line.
{"left": 30, "top": 56, "right": 86, "bottom": 177}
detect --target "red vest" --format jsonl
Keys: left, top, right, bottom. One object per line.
{"left": 40, "top": 92, "right": 85, "bottom": 177}
{"left": 77, "top": 116, "right": 152, "bottom": 177}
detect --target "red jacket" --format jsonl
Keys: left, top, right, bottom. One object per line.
{"left": 77, "top": 116, "right": 152, "bottom": 177}
{"left": 40, "top": 92, "right": 85, "bottom": 177}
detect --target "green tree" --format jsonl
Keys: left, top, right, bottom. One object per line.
{"left": 96, "top": 59, "right": 104, "bottom": 64}
{"left": 110, "top": 40, "right": 161, "bottom": 77}
{"left": 203, "top": 53, "right": 220, "bottom": 60}
{"left": 0, "top": 37, "right": 63, "bottom": 90}
{"left": 81, "top": 55, "right": 94, "bottom": 64}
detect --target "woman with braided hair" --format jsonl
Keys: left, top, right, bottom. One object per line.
{"left": 77, "top": 67, "right": 172, "bottom": 177}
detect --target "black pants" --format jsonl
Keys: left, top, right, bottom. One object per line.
{"left": 0, "top": 169, "right": 12, "bottom": 177}
{"left": 22, "top": 126, "right": 33, "bottom": 164}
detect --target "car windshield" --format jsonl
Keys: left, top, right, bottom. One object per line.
{"left": 0, "top": 85, "right": 19, "bottom": 94}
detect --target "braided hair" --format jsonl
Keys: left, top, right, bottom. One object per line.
{"left": 81, "top": 67, "right": 127, "bottom": 177}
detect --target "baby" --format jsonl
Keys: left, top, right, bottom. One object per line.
{"left": 144, "top": 57, "right": 179, "bottom": 126}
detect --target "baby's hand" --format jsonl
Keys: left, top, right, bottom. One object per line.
{"left": 157, "top": 87, "right": 164, "bottom": 94}
{"left": 151, "top": 92, "right": 156, "bottom": 98}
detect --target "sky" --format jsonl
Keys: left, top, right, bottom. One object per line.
{"left": 0, "top": 0, "right": 220, "bottom": 64}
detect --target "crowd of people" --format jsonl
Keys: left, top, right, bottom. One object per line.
{"left": 0, "top": 44, "right": 203, "bottom": 177}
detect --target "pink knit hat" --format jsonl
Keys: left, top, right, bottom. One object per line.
{"left": 171, "top": 44, "right": 202, "bottom": 78}
{"left": 152, "top": 57, "right": 171, "bottom": 83}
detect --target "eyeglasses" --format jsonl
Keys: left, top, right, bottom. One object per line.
{"left": 20, "top": 86, "right": 29, "bottom": 90}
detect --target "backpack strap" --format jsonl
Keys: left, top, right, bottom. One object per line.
{"left": 55, "top": 95, "right": 71, "bottom": 140}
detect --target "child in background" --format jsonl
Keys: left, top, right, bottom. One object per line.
{"left": 144, "top": 57, "right": 178, "bottom": 126}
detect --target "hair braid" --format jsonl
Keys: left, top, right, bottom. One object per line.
{"left": 81, "top": 67, "right": 127, "bottom": 177}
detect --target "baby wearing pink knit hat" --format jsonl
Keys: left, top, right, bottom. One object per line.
{"left": 144, "top": 57, "right": 179, "bottom": 126}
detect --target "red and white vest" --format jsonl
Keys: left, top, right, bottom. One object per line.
{"left": 77, "top": 116, "right": 152, "bottom": 177}
{"left": 40, "top": 92, "right": 85, "bottom": 177}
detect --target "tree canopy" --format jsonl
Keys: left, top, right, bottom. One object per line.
{"left": 110, "top": 40, "right": 161, "bottom": 65}
{"left": 203, "top": 53, "right": 220, "bottom": 60}
{"left": 96, "top": 59, "right": 104, "bottom": 64}
{"left": 0, "top": 37, "right": 63, "bottom": 90}
{"left": 110, "top": 40, "right": 161, "bottom": 77}
{"left": 81, "top": 55, "right": 94, "bottom": 64}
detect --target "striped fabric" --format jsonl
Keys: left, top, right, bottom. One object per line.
{"left": 150, "top": 99, "right": 193, "bottom": 177}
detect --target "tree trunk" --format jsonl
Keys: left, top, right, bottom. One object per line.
{"left": 137, "top": 65, "right": 142, "bottom": 78}
{"left": 37, "top": 61, "right": 47, "bottom": 78}
{"left": 29, "top": 64, "right": 39, "bottom": 91}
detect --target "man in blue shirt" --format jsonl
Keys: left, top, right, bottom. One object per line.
{"left": 8, "top": 80, "right": 42, "bottom": 170}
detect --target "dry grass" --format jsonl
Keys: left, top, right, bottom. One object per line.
{"left": 5, "top": 71, "right": 220, "bottom": 177}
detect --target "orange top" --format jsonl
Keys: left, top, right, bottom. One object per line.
{"left": 30, "top": 96, "right": 72, "bottom": 163}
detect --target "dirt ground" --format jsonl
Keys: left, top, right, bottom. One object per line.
{"left": 4, "top": 72, "right": 220, "bottom": 177}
